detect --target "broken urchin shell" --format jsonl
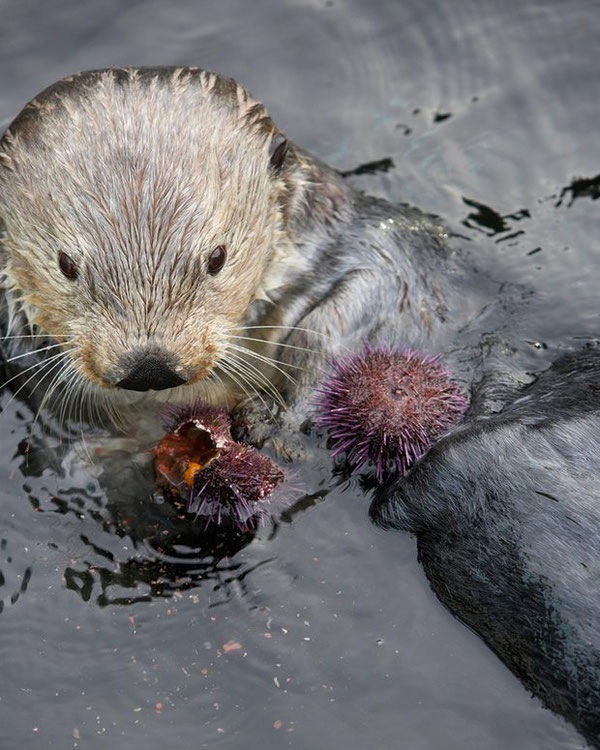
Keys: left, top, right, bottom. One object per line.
{"left": 155, "top": 404, "right": 284, "bottom": 530}
{"left": 315, "top": 346, "right": 467, "bottom": 480}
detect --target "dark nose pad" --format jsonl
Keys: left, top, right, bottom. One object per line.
{"left": 116, "top": 353, "right": 187, "bottom": 392}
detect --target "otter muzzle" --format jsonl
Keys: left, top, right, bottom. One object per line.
{"left": 116, "top": 353, "right": 186, "bottom": 392}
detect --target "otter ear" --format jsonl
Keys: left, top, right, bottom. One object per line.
{"left": 268, "top": 133, "right": 289, "bottom": 174}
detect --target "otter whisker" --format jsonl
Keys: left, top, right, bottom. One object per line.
{"left": 67, "top": 377, "right": 103, "bottom": 463}
{"left": 29, "top": 356, "right": 78, "bottom": 444}
{"left": 80, "top": 379, "right": 102, "bottom": 433}
{"left": 204, "top": 367, "right": 230, "bottom": 404}
{"left": 215, "top": 360, "right": 254, "bottom": 404}
{"left": 228, "top": 344, "right": 310, "bottom": 374}
{"left": 0, "top": 333, "right": 72, "bottom": 340}
{"left": 228, "top": 342, "right": 298, "bottom": 387}
{"left": 234, "top": 343, "right": 328, "bottom": 378}
{"left": 226, "top": 362, "right": 283, "bottom": 420}
{"left": 34, "top": 358, "right": 74, "bottom": 416}
{"left": 79, "top": 378, "right": 92, "bottom": 431}
{"left": 202, "top": 368, "right": 224, "bottom": 403}
{"left": 223, "top": 347, "right": 285, "bottom": 402}
{"left": 207, "top": 368, "right": 223, "bottom": 387}
{"left": 226, "top": 350, "right": 287, "bottom": 409}
{"left": 9, "top": 357, "right": 75, "bottom": 421}
{"left": 4, "top": 358, "right": 72, "bottom": 436}
{"left": 104, "top": 394, "right": 120, "bottom": 431}
{"left": 76, "top": 387, "right": 94, "bottom": 464}
{"left": 5, "top": 341, "right": 70, "bottom": 362}
{"left": 100, "top": 384, "right": 129, "bottom": 433}
{"left": 236, "top": 325, "right": 352, "bottom": 354}
{"left": 217, "top": 359, "right": 278, "bottom": 422}
{"left": 98, "top": 389, "right": 121, "bottom": 432}
{"left": 88, "top": 384, "right": 107, "bottom": 432}
{"left": 229, "top": 340, "right": 312, "bottom": 373}
{"left": 80, "top": 380, "right": 105, "bottom": 438}
{"left": 0, "top": 347, "right": 77, "bottom": 400}
{"left": 61, "top": 368, "right": 100, "bottom": 436}
{"left": 20, "top": 352, "right": 80, "bottom": 456}
{"left": 55, "top": 365, "right": 83, "bottom": 438}
{"left": 82, "top": 384, "right": 97, "bottom": 432}
{"left": 0, "top": 348, "right": 73, "bottom": 391}
{"left": 238, "top": 324, "right": 331, "bottom": 337}
{"left": 218, "top": 357, "right": 263, "bottom": 401}
{"left": 95, "top": 389, "right": 112, "bottom": 431}
{"left": 229, "top": 334, "right": 325, "bottom": 358}
{"left": 228, "top": 344, "right": 301, "bottom": 382}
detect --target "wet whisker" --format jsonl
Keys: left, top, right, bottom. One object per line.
{"left": 229, "top": 334, "right": 326, "bottom": 357}
{"left": 227, "top": 343, "right": 299, "bottom": 386}
{"left": 29, "top": 357, "right": 77, "bottom": 443}
{"left": 225, "top": 350, "right": 287, "bottom": 409}
{"left": 56, "top": 366, "right": 83, "bottom": 439}
{"left": 1, "top": 334, "right": 66, "bottom": 340}
{"left": 0, "top": 348, "right": 77, "bottom": 404}
{"left": 237, "top": 324, "right": 330, "bottom": 338}
{"left": 6, "top": 341, "right": 69, "bottom": 362}
{"left": 217, "top": 359, "right": 278, "bottom": 421}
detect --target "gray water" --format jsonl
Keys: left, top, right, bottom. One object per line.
{"left": 1, "top": 0, "right": 599, "bottom": 747}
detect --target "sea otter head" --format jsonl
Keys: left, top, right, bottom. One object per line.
{"left": 0, "top": 67, "right": 307, "bottom": 419}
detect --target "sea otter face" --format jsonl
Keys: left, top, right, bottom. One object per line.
{"left": 0, "top": 68, "right": 295, "bottom": 415}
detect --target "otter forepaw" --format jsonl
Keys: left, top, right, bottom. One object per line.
{"left": 231, "top": 399, "right": 310, "bottom": 462}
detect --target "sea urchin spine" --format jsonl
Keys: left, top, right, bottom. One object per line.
{"left": 155, "top": 404, "right": 284, "bottom": 530}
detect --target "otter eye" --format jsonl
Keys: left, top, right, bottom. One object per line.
{"left": 269, "top": 133, "right": 289, "bottom": 174}
{"left": 58, "top": 251, "right": 78, "bottom": 280}
{"left": 207, "top": 245, "right": 227, "bottom": 275}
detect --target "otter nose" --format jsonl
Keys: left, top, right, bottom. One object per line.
{"left": 116, "top": 353, "right": 186, "bottom": 392}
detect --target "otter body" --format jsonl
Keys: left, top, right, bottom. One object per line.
{"left": 371, "top": 349, "right": 600, "bottom": 747}
{"left": 0, "top": 67, "right": 480, "bottom": 444}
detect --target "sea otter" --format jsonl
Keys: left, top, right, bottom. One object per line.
{"left": 2, "top": 64, "right": 594, "bottom": 746}
{"left": 0, "top": 66, "right": 486, "bottom": 450}
{"left": 371, "top": 348, "right": 600, "bottom": 748}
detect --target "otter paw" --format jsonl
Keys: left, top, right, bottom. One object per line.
{"left": 231, "top": 400, "right": 310, "bottom": 462}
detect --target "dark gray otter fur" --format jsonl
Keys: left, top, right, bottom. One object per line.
{"left": 371, "top": 348, "right": 600, "bottom": 747}
{"left": 0, "top": 66, "right": 487, "bottom": 446}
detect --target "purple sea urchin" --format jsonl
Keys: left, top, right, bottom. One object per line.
{"left": 315, "top": 346, "right": 467, "bottom": 479}
{"left": 155, "top": 404, "right": 284, "bottom": 530}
